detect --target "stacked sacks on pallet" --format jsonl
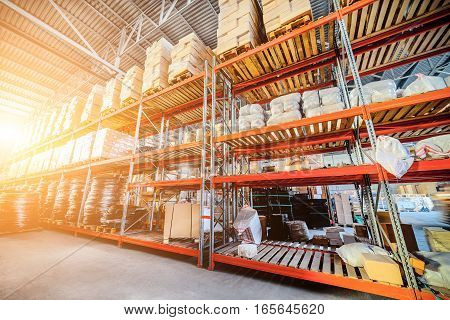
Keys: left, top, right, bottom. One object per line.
{"left": 267, "top": 92, "right": 302, "bottom": 125}
{"left": 215, "top": 0, "right": 266, "bottom": 56}
{"left": 0, "top": 191, "right": 39, "bottom": 233}
{"left": 142, "top": 37, "right": 173, "bottom": 93}
{"left": 302, "top": 89, "right": 322, "bottom": 117}
{"left": 349, "top": 79, "right": 397, "bottom": 107}
{"left": 238, "top": 104, "right": 265, "bottom": 132}
{"left": 83, "top": 176, "right": 104, "bottom": 225}
{"left": 62, "top": 96, "right": 85, "bottom": 132}
{"left": 35, "top": 179, "right": 48, "bottom": 216}
{"left": 261, "top": 0, "right": 311, "bottom": 35}
{"left": 65, "top": 178, "right": 84, "bottom": 224}
{"left": 98, "top": 175, "right": 127, "bottom": 225}
{"left": 41, "top": 181, "right": 58, "bottom": 219}
{"left": 120, "top": 66, "right": 144, "bottom": 104}
{"left": 168, "top": 33, "right": 213, "bottom": 83}
{"left": 319, "top": 87, "right": 344, "bottom": 114}
{"left": 52, "top": 176, "right": 71, "bottom": 221}
{"left": 81, "top": 84, "right": 104, "bottom": 123}
{"left": 403, "top": 74, "right": 446, "bottom": 96}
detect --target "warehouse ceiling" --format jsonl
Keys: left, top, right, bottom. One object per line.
{"left": 0, "top": 0, "right": 219, "bottom": 118}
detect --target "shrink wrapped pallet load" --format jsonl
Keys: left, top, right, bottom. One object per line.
{"left": 55, "top": 141, "right": 74, "bottom": 168}
{"left": 63, "top": 96, "right": 85, "bottom": 131}
{"left": 72, "top": 132, "right": 95, "bottom": 163}
{"left": 81, "top": 85, "right": 104, "bottom": 123}
{"left": 168, "top": 33, "right": 213, "bottom": 83}
{"left": 267, "top": 93, "right": 302, "bottom": 125}
{"left": 65, "top": 177, "right": 84, "bottom": 224}
{"left": 403, "top": 74, "right": 446, "bottom": 97}
{"left": 142, "top": 37, "right": 173, "bottom": 93}
{"left": 349, "top": 80, "right": 397, "bottom": 107}
{"left": 102, "top": 77, "right": 122, "bottom": 113}
{"left": 53, "top": 104, "right": 68, "bottom": 136}
{"left": 261, "top": 0, "right": 311, "bottom": 35}
{"left": 303, "top": 89, "right": 322, "bottom": 117}
{"left": 52, "top": 176, "right": 71, "bottom": 221}
{"left": 216, "top": 0, "right": 266, "bottom": 56}
{"left": 91, "top": 128, "right": 134, "bottom": 160}
{"left": 120, "top": 66, "right": 143, "bottom": 104}
{"left": 238, "top": 103, "right": 265, "bottom": 132}
{"left": 319, "top": 87, "right": 345, "bottom": 114}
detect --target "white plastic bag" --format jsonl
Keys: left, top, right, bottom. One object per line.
{"left": 305, "top": 107, "right": 323, "bottom": 118}
{"left": 322, "top": 102, "right": 345, "bottom": 114}
{"left": 267, "top": 110, "right": 302, "bottom": 126}
{"left": 319, "top": 87, "right": 342, "bottom": 106}
{"left": 303, "top": 90, "right": 320, "bottom": 110}
{"left": 415, "top": 134, "right": 450, "bottom": 159}
{"left": 417, "top": 252, "right": 450, "bottom": 289}
{"left": 403, "top": 74, "right": 446, "bottom": 97}
{"left": 238, "top": 244, "right": 258, "bottom": 258}
{"left": 336, "top": 243, "right": 389, "bottom": 267}
{"left": 375, "top": 136, "right": 414, "bottom": 178}
{"left": 234, "top": 206, "right": 262, "bottom": 244}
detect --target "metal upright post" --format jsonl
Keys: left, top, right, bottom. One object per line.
{"left": 209, "top": 57, "right": 217, "bottom": 270}
{"left": 120, "top": 96, "right": 144, "bottom": 235}
{"left": 333, "top": 0, "right": 418, "bottom": 290}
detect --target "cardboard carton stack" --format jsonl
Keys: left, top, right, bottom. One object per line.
{"left": 324, "top": 226, "right": 344, "bottom": 246}
{"left": 120, "top": 66, "right": 144, "bottom": 104}
{"left": 102, "top": 77, "right": 122, "bottom": 113}
{"left": 216, "top": 0, "right": 266, "bottom": 56}
{"left": 72, "top": 133, "right": 95, "bottom": 163}
{"left": 424, "top": 227, "right": 450, "bottom": 252}
{"left": 63, "top": 96, "right": 85, "bottom": 131}
{"left": 142, "top": 38, "right": 173, "bottom": 93}
{"left": 91, "top": 128, "right": 134, "bottom": 160}
{"left": 81, "top": 85, "right": 104, "bottom": 123}
{"left": 53, "top": 104, "right": 68, "bottom": 136}
{"left": 261, "top": 0, "right": 311, "bottom": 35}
{"left": 168, "top": 33, "right": 213, "bottom": 83}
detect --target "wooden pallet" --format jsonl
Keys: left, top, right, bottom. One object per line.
{"left": 169, "top": 70, "right": 193, "bottom": 85}
{"left": 267, "top": 15, "right": 312, "bottom": 40}
{"left": 120, "top": 97, "right": 137, "bottom": 107}
{"left": 218, "top": 42, "right": 254, "bottom": 62}
{"left": 143, "top": 86, "right": 164, "bottom": 97}
{"left": 96, "top": 226, "right": 118, "bottom": 234}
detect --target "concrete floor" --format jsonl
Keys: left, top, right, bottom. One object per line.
{"left": 0, "top": 230, "right": 382, "bottom": 300}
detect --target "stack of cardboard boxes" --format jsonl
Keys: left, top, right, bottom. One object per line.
{"left": 142, "top": 38, "right": 173, "bottom": 93}
{"left": 168, "top": 33, "right": 213, "bottom": 83}
{"left": 91, "top": 128, "right": 134, "bottom": 160}
{"left": 62, "top": 96, "right": 84, "bottom": 132}
{"left": 52, "top": 104, "right": 68, "bottom": 136}
{"left": 120, "top": 66, "right": 143, "bottom": 104}
{"left": 81, "top": 84, "right": 104, "bottom": 123}
{"left": 102, "top": 77, "right": 122, "bottom": 113}
{"left": 261, "top": 0, "right": 311, "bottom": 35}
{"left": 216, "top": 0, "right": 266, "bottom": 56}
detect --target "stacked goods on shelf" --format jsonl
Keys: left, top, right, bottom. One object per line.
{"left": 303, "top": 90, "right": 321, "bottom": 117}
{"left": 65, "top": 178, "right": 84, "bottom": 224}
{"left": 168, "top": 33, "right": 213, "bottom": 83}
{"left": 319, "top": 87, "right": 344, "bottom": 113}
{"left": 261, "top": 0, "right": 311, "bottom": 35}
{"left": 72, "top": 132, "right": 95, "bottom": 163}
{"left": 83, "top": 176, "right": 103, "bottom": 225}
{"left": 415, "top": 134, "right": 450, "bottom": 160}
{"left": 120, "top": 66, "right": 144, "bottom": 104}
{"left": 403, "top": 74, "right": 446, "bottom": 96}
{"left": 285, "top": 220, "right": 309, "bottom": 241}
{"left": 44, "top": 110, "right": 57, "bottom": 138}
{"left": 424, "top": 227, "right": 450, "bottom": 252}
{"left": 102, "top": 77, "right": 122, "bottom": 113}
{"left": 325, "top": 226, "right": 344, "bottom": 246}
{"left": 55, "top": 140, "right": 75, "bottom": 168}
{"left": 41, "top": 181, "right": 58, "bottom": 219}
{"left": 98, "top": 175, "right": 127, "bottom": 225}
{"left": 63, "top": 96, "right": 85, "bottom": 131}
{"left": 333, "top": 193, "right": 353, "bottom": 225}
{"left": 91, "top": 129, "right": 134, "bottom": 160}
{"left": 81, "top": 85, "right": 104, "bottom": 123}
{"left": 349, "top": 80, "right": 397, "bottom": 107}
{"left": 142, "top": 37, "right": 173, "bottom": 93}
{"left": 238, "top": 104, "right": 265, "bottom": 131}
{"left": 53, "top": 103, "right": 68, "bottom": 136}
{"left": 35, "top": 179, "right": 48, "bottom": 215}
{"left": 0, "top": 191, "right": 39, "bottom": 233}
{"left": 267, "top": 93, "right": 302, "bottom": 125}
{"left": 215, "top": 0, "right": 266, "bottom": 56}
{"left": 52, "top": 176, "right": 70, "bottom": 221}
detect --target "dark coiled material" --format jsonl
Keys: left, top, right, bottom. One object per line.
{"left": 65, "top": 178, "right": 84, "bottom": 224}
{"left": 0, "top": 192, "right": 40, "bottom": 233}
{"left": 52, "top": 177, "right": 71, "bottom": 221}
{"left": 83, "top": 175, "right": 126, "bottom": 226}
{"left": 35, "top": 180, "right": 48, "bottom": 216}
{"left": 42, "top": 181, "right": 58, "bottom": 219}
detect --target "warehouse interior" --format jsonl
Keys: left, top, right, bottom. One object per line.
{"left": 0, "top": 0, "right": 449, "bottom": 300}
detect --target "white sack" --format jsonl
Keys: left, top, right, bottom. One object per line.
{"left": 417, "top": 252, "right": 450, "bottom": 289}
{"left": 403, "top": 74, "right": 446, "bottom": 97}
{"left": 375, "top": 135, "right": 414, "bottom": 178}
{"left": 238, "top": 244, "right": 258, "bottom": 259}
{"left": 415, "top": 134, "right": 450, "bottom": 159}
{"left": 319, "top": 87, "right": 342, "bottom": 105}
{"left": 267, "top": 110, "right": 301, "bottom": 126}
{"left": 234, "top": 206, "right": 262, "bottom": 244}
{"left": 322, "top": 102, "right": 345, "bottom": 114}
{"left": 251, "top": 119, "right": 265, "bottom": 129}
{"left": 305, "top": 107, "right": 323, "bottom": 118}
{"left": 336, "top": 243, "right": 389, "bottom": 267}
{"left": 303, "top": 90, "right": 320, "bottom": 110}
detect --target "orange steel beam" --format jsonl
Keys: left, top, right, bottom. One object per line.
{"left": 212, "top": 254, "right": 429, "bottom": 300}
{"left": 214, "top": 0, "right": 376, "bottom": 71}
{"left": 128, "top": 178, "right": 202, "bottom": 189}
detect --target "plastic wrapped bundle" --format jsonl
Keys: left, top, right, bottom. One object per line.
{"left": 267, "top": 109, "right": 301, "bottom": 126}
{"left": 322, "top": 102, "right": 345, "bottom": 114}
{"left": 83, "top": 176, "right": 104, "bottom": 225}
{"left": 52, "top": 177, "right": 71, "bottom": 221}
{"left": 102, "top": 77, "right": 122, "bottom": 113}
{"left": 239, "top": 104, "right": 265, "bottom": 132}
{"left": 81, "top": 84, "right": 104, "bottom": 122}
{"left": 98, "top": 176, "right": 127, "bottom": 225}
{"left": 234, "top": 206, "right": 262, "bottom": 244}
{"left": 0, "top": 192, "right": 40, "bottom": 233}
{"left": 319, "top": 87, "right": 341, "bottom": 106}
{"left": 142, "top": 37, "right": 173, "bottom": 92}
{"left": 403, "top": 74, "right": 446, "bottom": 97}
{"left": 303, "top": 90, "right": 320, "bottom": 110}
{"left": 120, "top": 66, "right": 144, "bottom": 103}
{"left": 270, "top": 92, "right": 301, "bottom": 113}
{"left": 91, "top": 129, "right": 134, "bottom": 160}
{"left": 42, "top": 181, "right": 58, "bottom": 219}
{"left": 65, "top": 178, "right": 84, "bottom": 224}
{"left": 286, "top": 220, "right": 309, "bottom": 242}
{"left": 62, "top": 96, "right": 85, "bottom": 131}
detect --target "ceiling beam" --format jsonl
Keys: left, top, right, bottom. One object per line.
{"left": 0, "top": 0, "right": 124, "bottom": 75}
{"left": 0, "top": 21, "right": 108, "bottom": 81}
{"left": 0, "top": 105, "right": 30, "bottom": 116}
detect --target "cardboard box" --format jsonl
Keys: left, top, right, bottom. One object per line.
{"left": 81, "top": 84, "right": 104, "bottom": 122}
{"left": 262, "top": 0, "right": 311, "bottom": 34}
{"left": 102, "top": 77, "right": 122, "bottom": 112}
{"left": 142, "top": 37, "right": 173, "bottom": 92}
{"left": 424, "top": 227, "right": 450, "bottom": 252}
{"left": 361, "top": 253, "right": 404, "bottom": 286}
{"left": 120, "top": 65, "right": 143, "bottom": 103}
{"left": 380, "top": 223, "right": 419, "bottom": 252}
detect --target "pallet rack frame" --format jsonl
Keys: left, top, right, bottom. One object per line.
{"left": 0, "top": 0, "right": 449, "bottom": 300}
